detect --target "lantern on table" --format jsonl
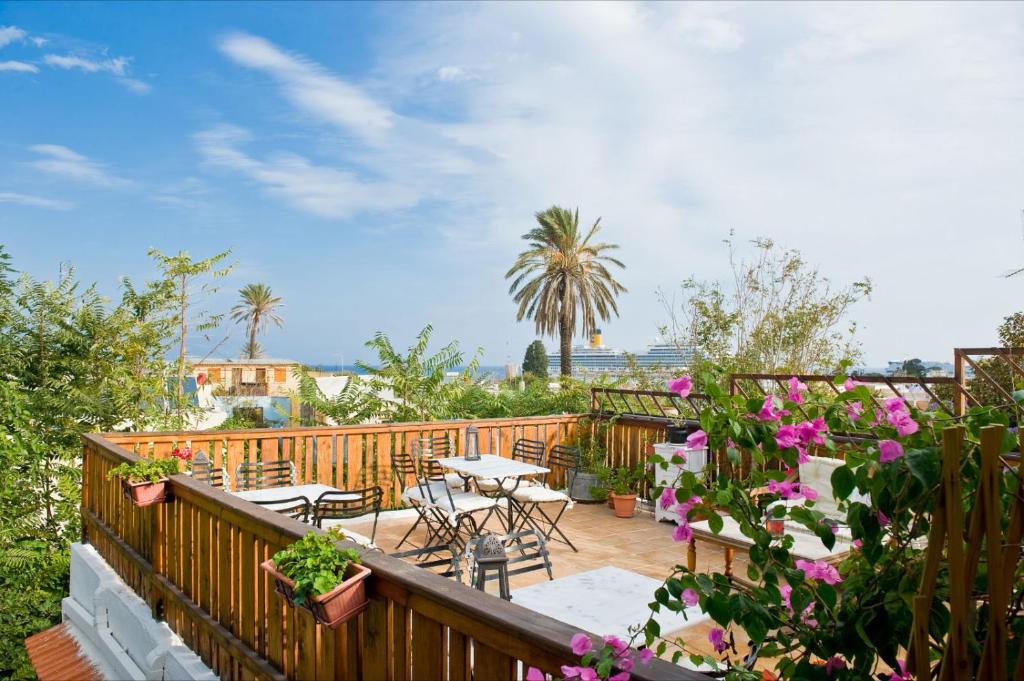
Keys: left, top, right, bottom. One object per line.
{"left": 465, "top": 425, "right": 481, "bottom": 461}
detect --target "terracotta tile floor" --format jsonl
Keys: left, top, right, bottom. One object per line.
{"left": 344, "top": 501, "right": 758, "bottom": 665}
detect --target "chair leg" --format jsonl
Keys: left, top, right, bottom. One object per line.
{"left": 536, "top": 502, "right": 577, "bottom": 552}
{"left": 396, "top": 509, "right": 425, "bottom": 549}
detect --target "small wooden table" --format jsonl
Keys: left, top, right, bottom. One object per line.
{"left": 688, "top": 516, "right": 852, "bottom": 582}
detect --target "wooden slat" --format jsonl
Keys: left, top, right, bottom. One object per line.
{"left": 474, "top": 641, "right": 514, "bottom": 680}
{"left": 449, "top": 629, "right": 469, "bottom": 681}
{"left": 392, "top": 603, "right": 410, "bottom": 681}
{"left": 410, "top": 611, "right": 444, "bottom": 680}
{"left": 361, "top": 598, "right": 389, "bottom": 679}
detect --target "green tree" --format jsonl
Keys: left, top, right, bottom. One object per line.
{"left": 230, "top": 283, "right": 284, "bottom": 359}
{"left": 522, "top": 340, "right": 549, "bottom": 378}
{"left": 506, "top": 206, "right": 627, "bottom": 377}
{"left": 148, "top": 248, "right": 233, "bottom": 425}
{"left": 293, "top": 368, "right": 377, "bottom": 425}
{"left": 899, "top": 358, "right": 928, "bottom": 377}
{"left": 661, "top": 235, "right": 871, "bottom": 377}
{"left": 358, "top": 324, "right": 480, "bottom": 422}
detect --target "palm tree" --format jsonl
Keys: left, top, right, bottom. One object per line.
{"left": 506, "top": 206, "right": 626, "bottom": 377}
{"left": 230, "top": 283, "right": 284, "bottom": 359}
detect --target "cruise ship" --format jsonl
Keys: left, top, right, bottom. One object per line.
{"left": 547, "top": 330, "right": 694, "bottom": 375}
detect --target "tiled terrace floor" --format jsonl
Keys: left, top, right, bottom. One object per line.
{"left": 344, "top": 501, "right": 757, "bottom": 666}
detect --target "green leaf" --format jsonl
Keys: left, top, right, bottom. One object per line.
{"left": 706, "top": 592, "right": 732, "bottom": 626}
{"left": 905, "top": 448, "right": 940, "bottom": 487}
{"left": 830, "top": 465, "right": 855, "bottom": 500}
{"left": 707, "top": 512, "right": 724, "bottom": 534}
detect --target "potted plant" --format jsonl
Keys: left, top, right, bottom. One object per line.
{"left": 107, "top": 457, "right": 180, "bottom": 507}
{"left": 608, "top": 464, "right": 644, "bottom": 518}
{"left": 568, "top": 417, "right": 614, "bottom": 502}
{"left": 664, "top": 374, "right": 697, "bottom": 443}
{"left": 261, "top": 528, "right": 370, "bottom": 629}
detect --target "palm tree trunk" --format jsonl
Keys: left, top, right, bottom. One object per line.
{"left": 559, "top": 313, "right": 572, "bottom": 377}
{"left": 248, "top": 316, "right": 258, "bottom": 359}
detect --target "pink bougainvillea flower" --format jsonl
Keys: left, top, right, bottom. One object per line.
{"left": 796, "top": 417, "right": 828, "bottom": 446}
{"left": 672, "top": 448, "right": 688, "bottom": 464}
{"left": 800, "top": 484, "right": 818, "bottom": 501}
{"left": 795, "top": 559, "right": 843, "bottom": 585}
{"left": 887, "top": 409, "right": 919, "bottom": 437}
{"left": 824, "top": 656, "right": 847, "bottom": 676}
{"left": 757, "top": 395, "right": 789, "bottom": 421}
{"left": 846, "top": 400, "right": 864, "bottom": 421}
{"left": 797, "top": 446, "right": 810, "bottom": 464}
{"left": 608, "top": 673, "right": 630, "bottom": 681}
{"left": 561, "top": 666, "right": 598, "bottom": 681}
{"left": 570, "top": 633, "right": 593, "bottom": 656}
{"left": 888, "top": 660, "right": 911, "bottom": 681}
{"left": 638, "top": 648, "right": 655, "bottom": 665}
{"left": 708, "top": 628, "right": 728, "bottom": 653}
{"left": 852, "top": 538, "right": 863, "bottom": 549}
{"left": 884, "top": 396, "right": 907, "bottom": 413}
{"left": 579, "top": 669, "right": 598, "bottom": 681}
{"left": 878, "top": 510, "right": 891, "bottom": 526}
{"left": 681, "top": 588, "right": 700, "bottom": 607}
{"left": 686, "top": 429, "right": 708, "bottom": 449}
{"left": 843, "top": 377, "right": 862, "bottom": 392}
{"left": 869, "top": 408, "right": 884, "bottom": 427}
{"left": 767, "top": 479, "right": 800, "bottom": 498}
{"left": 779, "top": 584, "right": 817, "bottom": 626}
{"left": 775, "top": 424, "right": 799, "bottom": 449}
{"left": 526, "top": 667, "right": 545, "bottom": 681}
{"left": 618, "top": 655, "right": 635, "bottom": 672}
{"left": 879, "top": 439, "right": 905, "bottom": 463}
{"left": 668, "top": 375, "right": 693, "bottom": 398}
{"left": 659, "top": 486, "right": 677, "bottom": 510}
{"left": 561, "top": 666, "right": 580, "bottom": 679}
{"left": 787, "top": 376, "right": 808, "bottom": 404}
{"left": 603, "top": 635, "right": 629, "bottom": 657}
{"left": 672, "top": 521, "right": 693, "bottom": 543}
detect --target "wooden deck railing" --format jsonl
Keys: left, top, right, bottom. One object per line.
{"left": 83, "top": 421, "right": 704, "bottom": 681}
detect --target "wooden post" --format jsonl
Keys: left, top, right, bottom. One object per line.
{"left": 938, "top": 426, "right": 969, "bottom": 681}
{"left": 953, "top": 349, "right": 966, "bottom": 417}
{"left": 978, "top": 426, "right": 1007, "bottom": 680}
{"left": 911, "top": 595, "right": 931, "bottom": 680}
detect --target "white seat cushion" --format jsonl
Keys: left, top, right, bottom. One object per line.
{"left": 511, "top": 486, "right": 573, "bottom": 508}
{"left": 445, "top": 473, "right": 467, "bottom": 489}
{"left": 432, "top": 492, "right": 498, "bottom": 516}
{"left": 400, "top": 481, "right": 449, "bottom": 505}
{"left": 476, "top": 478, "right": 537, "bottom": 493}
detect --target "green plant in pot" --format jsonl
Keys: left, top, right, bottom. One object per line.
{"left": 569, "top": 416, "right": 616, "bottom": 502}
{"left": 261, "top": 528, "right": 371, "bottom": 628}
{"left": 107, "top": 457, "right": 180, "bottom": 507}
{"left": 608, "top": 463, "right": 644, "bottom": 518}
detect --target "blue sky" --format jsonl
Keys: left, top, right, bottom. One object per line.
{"left": 2, "top": 2, "right": 1023, "bottom": 367}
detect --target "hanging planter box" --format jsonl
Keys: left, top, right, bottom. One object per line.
{"left": 121, "top": 478, "right": 169, "bottom": 508}
{"left": 261, "top": 559, "right": 371, "bottom": 628}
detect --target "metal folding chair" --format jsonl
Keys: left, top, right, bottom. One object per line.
{"left": 464, "top": 530, "right": 553, "bottom": 601}
{"left": 412, "top": 434, "right": 465, "bottom": 490}
{"left": 476, "top": 438, "right": 546, "bottom": 495}
{"left": 392, "top": 452, "right": 451, "bottom": 550}
{"left": 511, "top": 444, "right": 578, "bottom": 552}
{"left": 313, "top": 486, "right": 383, "bottom": 543}
{"left": 234, "top": 459, "right": 296, "bottom": 491}
{"left": 191, "top": 451, "right": 231, "bottom": 491}
{"left": 251, "top": 495, "right": 310, "bottom": 522}
{"left": 414, "top": 458, "right": 498, "bottom": 552}
{"left": 389, "top": 543, "right": 462, "bottom": 582}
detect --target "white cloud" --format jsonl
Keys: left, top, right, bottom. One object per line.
{"left": 44, "top": 53, "right": 128, "bottom": 75}
{"left": 118, "top": 77, "right": 150, "bottom": 93}
{"left": 0, "top": 60, "right": 37, "bottom": 73}
{"left": 29, "top": 36, "right": 47, "bottom": 47}
{"left": 0, "top": 191, "right": 72, "bottom": 210}
{"left": 28, "top": 144, "right": 133, "bottom": 188}
{"left": 0, "top": 25, "right": 26, "bottom": 48}
{"left": 437, "top": 65, "right": 472, "bottom": 82}
{"left": 218, "top": 32, "right": 394, "bottom": 138}
{"left": 195, "top": 125, "right": 418, "bottom": 218}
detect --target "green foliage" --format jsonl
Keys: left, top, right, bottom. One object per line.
{"left": 506, "top": 206, "right": 627, "bottom": 376}
{"left": 607, "top": 463, "right": 644, "bottom": 495}
{"left": 660, "top": 235, "right": 871, "bottom": 376}
{"left": 571, "top": 416, "right": 614, "bottom": 473}
{"left": 446, "top": 376, "right": 592, "bottom": 419}
{"left": 107, "top": 457, "right": 180, "bottom": 484}
{"left": 899, "top": 357, "right": 927, "bottom": 378}
{"left": 230, "top": 283, "right": 284, "bottom": 359}
{"left": 293, "top": 368, "right": 378, "bottom": 425}
{"left": 522, "top": 340, "right": 549, "bottom": 378}
{"left": 271, "top": 530, "right": 361, "bottom": 605}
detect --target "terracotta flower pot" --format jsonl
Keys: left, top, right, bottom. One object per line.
{"left": 610, "top": 492, "right": 637, "bottom": 518}
{"left": 261, "top": 559, "right": 371, "bottom": 629}
{"left": 121, "top": 479, "right": 168, "bottom": 508}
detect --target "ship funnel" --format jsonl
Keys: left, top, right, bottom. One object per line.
{"left": 590, "top": 329, "right": 602, "bottom": 348}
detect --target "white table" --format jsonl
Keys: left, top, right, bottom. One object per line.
{"left": 233, "top": 483, "right": 350, "bottom": 513}
{"left": 436, "top": 455, "right": 549, "bottom": 533}
{"left": 512, "top": 566, "right": 708, "bottom": 641}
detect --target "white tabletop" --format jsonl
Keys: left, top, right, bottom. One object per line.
{"left": 234, "top": 483, "right": 348, "bottom": 507}
{"left": 689, "top": 515, "right": 852, "bottom": 561}
{"left": 435, "top": 454, "right": 549, "bottom": 479}
{"left": 512, "top": 566, "right": 708, "bottom": 641}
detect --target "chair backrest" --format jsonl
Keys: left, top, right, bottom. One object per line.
{"left": 413, "top": 434, "right": 453, "bottom": 458}
{"left": 389, "top": 544, "right": 462, "bottom": 582}
{"left": 235, "top": 459, "right": 296, "bottom": 491}
{"left": 252, "top": 496, "right": 310, "bottom": 522}
{"left": 465, "top": 530, "right": 552, "bottom": 599}
{"left": 546, "top": 445, "right": 580, "bottom": 489}
{"left": 314, "top": 487, "right": 382, "bottom": 523}
{"left": 391, "top": 452, "right": 419, "bottom": 491}
{"left": 799, "top": 455, "right": 870, "bottom": 519}
{"left": 511, "top": 438, "right": 545, "bottom": 466}
{"left": 191, "top": 451, "right": 231, "bottom": 491}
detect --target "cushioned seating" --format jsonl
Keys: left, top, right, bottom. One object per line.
{"left": 476, "top": 477, "right": 537, "bottom": 493}
{"left": 511, "top": 485, "right": 573, "bottom": 508}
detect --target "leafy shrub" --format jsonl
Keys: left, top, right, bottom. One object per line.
{"left": 271, "top": 530, "right": 362, "bottom": 605}
{"left": 107, "top": 457, "right": 180, "bottom": 484}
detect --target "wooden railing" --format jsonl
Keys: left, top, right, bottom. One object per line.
{"left": 84, "top": 421, "right": 703, "bottom": 681}
{"left": 107, "top": 415, "right": 583, "bottom": 510}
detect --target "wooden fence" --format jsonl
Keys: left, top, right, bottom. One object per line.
{"left": 106, "top": 415, "right": 583, "bottom": 510}
{"left": 82, "top": 425, "right": 701, "bottom": 681}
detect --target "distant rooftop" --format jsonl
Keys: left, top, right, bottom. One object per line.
{"left": 188, "top": 357, "right": 300, "bottom": 366}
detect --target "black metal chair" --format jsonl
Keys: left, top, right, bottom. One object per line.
{"left": 234, "top": 459, "right": 296, "bottom": 491}
{"left": 413, "top": 434, "right": 465, "bottom": 490}
{"left": 476, "top": 438, "right": 546, "bottom": 496}
{"left": 464, "top": 530, "right": 553, "bottom": 601}
{"left": 252, "top": 495, "right": 310, "bottom": 522}
{"left": 313, "top": 486, "right": 383, "bottom": 542}
{"left": 392, "top": 452, "right": 451, "bottom": 549}
{"left": 511, "top": 444, "right": 578, "bottom": 552}
{"left": 191, "top": 451, "right": 231, "bottom": 491}
{"left": 412, "top": 456, "right": 498, "bottom": 552}
{"left": 389, "top": 543, "right": 462, "bottom": 582}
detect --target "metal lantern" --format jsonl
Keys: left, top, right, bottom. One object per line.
{"left": 465, "top": 425, "right": 481, "bottom": 461}
{"left": 473, "top": 533, "right": 510, "bottom": 600}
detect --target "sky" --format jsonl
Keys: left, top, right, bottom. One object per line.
{"left": 1, "top": 2, "right": 1023, "bottom": 368}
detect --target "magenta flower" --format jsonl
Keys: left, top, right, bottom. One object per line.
{"left": 879, "top": 439, "right": 904, "bottom": 463}
{"left": 824, "top": 656, "right": 847, "bottom": 675}
{"left": 878, "top": 510, "right": 891, "bottom": 526}
{"left": 852, "top": 539, "right": 863, "bottom": 548}
{"left": 608, "top": 673, "right": 630, "bottom": 681}
{"left": 668, "top": 375, "right": 693, "bottom": 398}
{"left": 618, "top": 655, "right": 634, "bottom": 671}
{"left": 775, "top": 424, "right": 799, "bottom": 449}
{"left": 526, "top": 667, "right": 545, "bottom": 681}
{"left": 888, "top": 660, "right": 911, "bottom": 681}
{"left": 800, "top": 484, "right": 818, "bottom": 501}
{"left": 796, "top": 417, "right": 828, "bottom": 446}
{"left": 797, "top": 446, "right": 810, "bottom": 464}
{"left": 767, "top": 479, "right": 800, "bottom": 498}
{"left": 681, "top": 588, "right": 699, "bottom": 607}
{"left": 603, "top": 635, "right": 629, "bottom": 657}
{"left": 686, "top": 429, "right": 707, "bottom": 449}
{"left": 869, "top": 408, "right": 884, "bottom": 427}
{"left": 887, "top": 409, "right": 919, "bottom": 437}
{"left": 843, "top": 377, "right": 862, "bottom": 391}
{"left": 884, "top": 396, "right": 907, "bottom": 413}
{"left": 659, "top": 486, "right": 677, "bottom": 510}
{"left": 795, "top": 559, "right": 842, "bottom": 585}
{"left": 672, "top": 448, "right": 688, "bottom": 464}
{"left": 708, "top": 628, "right": 728, "bottom": 653}
{"left": 780, "top": 584, "right": 817, "bottom": 625}
{"left": 561, "top": 666, "right": 598, "bottom": 681}
{"left": 757, "top": 395, "right": 789, "bottom": 421}
{"left": 672, "top": 521, "right": 693, "bottom": 543}
{"left": 847, "top": 400, "right": 864, "bottom": 421}
{"left": 787, "top": 376, "right": 808, "bottom": 404}
{"left": 570, "top": 633, "right": 593, "bottom": 656}
{"left": 638, "top": 648, "right": 654, "bottom": 665}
